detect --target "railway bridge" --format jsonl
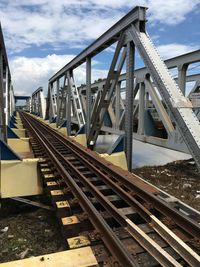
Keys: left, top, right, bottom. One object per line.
{"left": 1, "top": 6, "right": 200, "bottom": 267}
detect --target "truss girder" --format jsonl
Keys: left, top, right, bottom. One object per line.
{"left": 31, "top": 87, "right": 46, "bottom": 119}
{"left": 87, "top": 35, "right": 127, "bottom": 146}
{"left": 45, "top": 84, "right": 57, "bottom": 122}
{"left": 79, "top": 50, "right": 200, "bottom": 97}
{"left": 67, "top": 71, "right": 85, "bottom": 129}
{"left": 129, "top": 25, "right": 200, "bottom": 170}
{"left": 46, "top": 6, "right": 200, "bottom": 170}
{"left": 56, "top": 85, "right": 67, "bottom": 128}
{"left": 54, "top": 71, "right": 85, "bottom": 134}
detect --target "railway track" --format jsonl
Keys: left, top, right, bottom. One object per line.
{"left": 20, "top": 111, "right": 200, "bottom": 267}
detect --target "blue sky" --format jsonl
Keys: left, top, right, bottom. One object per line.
{"left": 0, "top": 0, "right": 199, "bottom": 95}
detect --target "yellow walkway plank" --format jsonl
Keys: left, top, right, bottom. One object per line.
{"left": 0, "top": 247, "right": 98, "bottom": 267}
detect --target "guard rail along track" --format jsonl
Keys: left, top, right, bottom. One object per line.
{"left": 20, "top": 111, "right": 200, "bottom": 267}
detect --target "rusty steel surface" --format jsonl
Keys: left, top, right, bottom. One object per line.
{"left": 20, "top": 112, "right": 200, "bottom": 267}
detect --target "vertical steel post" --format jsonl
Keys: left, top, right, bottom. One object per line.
{"left": 33, "top": 95, "right": 36, "bottom": 114}
{"left": 39, "top": 91, "right": 42, "bottom": 117}
{"left": 36, "top": 93, "right": 38, "bottom": 115}
{"left": 138, "top": 82, "right": 145, "bottom": 135}
{"left": 56, "top": 79, "right": 60, "bottom": 127}
{"left": 8, "top": 82, "right": 11, "bottom": 119}
{"left": 115, "top": 82, "right": 121, "bottom": 129}
{"left": 9, "top": 85, "right": 13, "bottom": 115}
{"left": 5, "top": 66, "right": 8, "bottom": 125}
{"left": 34, "top": 94, "right": 36, "bottom": 114}
{"left": 53, "top": 83, "right": 57, "bottom": 115}
{"left": 86, "top": 57, "right": 91, "bottom": 137}
{"left": 56, "top": 79, "right": 60, "bottom": 118}
{"left": 125, "top": 41, "right": 135, "bottom": 171}
{"left": 34, "top": 95, "right": 36, "bottom": 114}
{"left": 178, "top": 64, "right": 188, "bottom": 96}
{"left": 39, "top": 91, "right": 41, "bottom": 116}
{"left": 66, "top": 71, "right": 72, "bottom": 136}
{"left": 145, "top": 91, "right": 149, "bottom": 109}
{"left": 31, "top": 96, "right": 33, "bottom": 113}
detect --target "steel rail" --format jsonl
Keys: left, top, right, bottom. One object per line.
{"left": 20, "top": 112, "right": 139, "bottom": 267}
{"left": 24, "top": 112, "right": 200, "bottom": 238}
{"left": 35, "top": 132, "right": 182, "bottom": 266}
{"left": 42, "top": 140, "right": 182, "bottom": 267}
{"left": 32, "top": 113, "right": 200, "bottom": 239}
{"left": 21, "top": 112, "right": 200, "bottom": 266}
{"left": 21, "top": 112, "right": 183, "bottom": 266}
{"left": 26, "top": 113, "right": 200, "bottom": 266}
{"left": 46, "top": 133, "right": 200, "bottom": 267}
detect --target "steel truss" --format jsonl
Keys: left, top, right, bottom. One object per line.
{"left": 46, "top": 70, "right": 85, "bottom": 135}
{"left": 79, "top": 50, "right": 200, "bottom": 154}
{"left": 46, "top": 6, "right": 200, "bottom": 170}
{"left": 31, "top": 87, "right": 46, "bottom": 119}
{"left": 45, "top": 83, "right": 57, "bottom": 122}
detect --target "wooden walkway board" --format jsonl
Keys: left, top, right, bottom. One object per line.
{"left": 0, "top": 247, "right": 98, "bottom": 267}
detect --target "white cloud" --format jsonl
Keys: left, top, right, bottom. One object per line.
{"left": 148, "top": 0, "right": 200, "bottom": 25}
{"left": 10, "top": 54, "right": 108, "bottom": 96}
{"left": 2, "top": 0, "right": 199, "bottom": 96}
{"left": 0, "top": 1, "right": 123, "bottom": 53}
{"left": 10, "top": 54, "right": 74, "bottom": 95}
{"left": 157, "top": 43, "right": 199, "bottom": 59}
{"left": 0, "top": 0, "right": 199, "bottom": 53}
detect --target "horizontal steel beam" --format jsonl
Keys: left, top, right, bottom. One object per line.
{"left": 165, "top": 49, "right": 200, "bottom": 68}
{"left": 101, "top": 126, "right": 189, "bottom": 154}
{"left": 119, "top": 49, "right": 200, "bottom": 80}
{"left": 14, "top": 95, "right": 30, "bottom": 100}
{"left": 86, "top": 73, "right": 200, "bottom": 94}
{"left": 32, "top": 86, "right": 43, "bottom": 97}
{"left": 82, "top": 50, "right": 200, "bottom": 91}
{"left": 49, "top": 6, "right": 147, "bottom": 83}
